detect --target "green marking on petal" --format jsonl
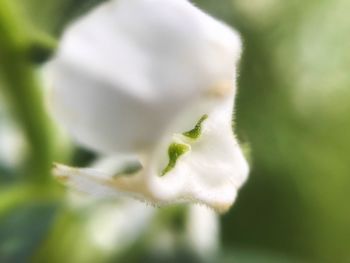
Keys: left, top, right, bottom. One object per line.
{"left": 182, "top": 114, "right": 208, "bottom": 139}
{"left": 160, "top": 114, "right": 208, "bottom": 176}
{"left": 161, "top": 143, "right": 190, "bottom": 176}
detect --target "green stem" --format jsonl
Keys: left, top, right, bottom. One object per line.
{"left": 0, "top": 0, "right": 55, "bottom": 185}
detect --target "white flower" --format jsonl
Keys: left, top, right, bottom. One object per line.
{"left": 186, "top": 205, "right": 219, "bottom": 259}
{"left": 48, "top": 0, "right": 249, "bottom": 213}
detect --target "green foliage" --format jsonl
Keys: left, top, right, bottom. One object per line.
{"left": 0, "top": 202, "right": 58, "bottom": 262}
{"left": 194, "top": 0, "right": 350, "bottom": 261}
{"left": 15, "top": 0, "right": 107, "bottom": 35}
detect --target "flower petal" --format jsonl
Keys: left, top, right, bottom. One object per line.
{"left": 186, "top": 205, "right": 219, "bottom": 258}
{"left": 144, "top": 92, "right": 249, "bottom": 213}
{"left": 48, "top": 0, "right": 242, "bottom": 154}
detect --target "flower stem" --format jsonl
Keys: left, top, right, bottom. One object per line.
{"left": 0, "top": 0, "right": 55, "bottom": 185}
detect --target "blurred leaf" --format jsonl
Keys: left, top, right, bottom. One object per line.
{"left": 0, "top": 202, "right": 59, "bottom": 262}
{"left": 0, "top": 164, "right": 15, "bottom": 183}
{"left": 117, "top": 249, "right": 201, "bottom": 263}
{"left": 221, "top": 249, "right": 304, "bottom": 263}
{"left": 15, "top": 0, "right": 107, "bottom": 36}
{"left": 194, "top": 0, "right": 350, "bottom": 262}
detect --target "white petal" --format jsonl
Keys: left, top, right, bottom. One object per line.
{"left": 48, "top": 0, "right": 242, "bottom": 154}
{"left": 144, "top": 92, "right": 249, "bottom": 212}
{"left": 186, "top": 205, "right": 219, "bottom": 259}
{"left": 53, "top": 163, "right": 122, "bottom": 198}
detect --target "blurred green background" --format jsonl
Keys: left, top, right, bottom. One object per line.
{"left": 1, "top": 0, "right": 350, "bottom": 262}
